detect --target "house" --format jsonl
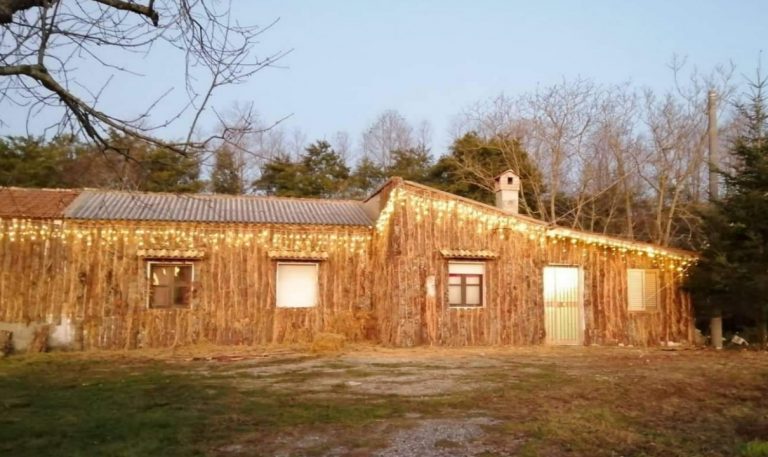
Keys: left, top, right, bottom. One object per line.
{"left": 0, "top": 172, "right": 696, "bottom": 350}
{"left": 368, "top": 173, "right": 695, "bottom": 347}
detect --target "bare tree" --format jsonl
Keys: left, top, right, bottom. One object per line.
{"left": 633, "top": 58, "right": 736, "bottom": 246}
{"left": 452, "top": 63, "right": 738, "bottom": 248}
{"left": 0, "top": 0, "right": 289, "bottom": 157}
{"left": 454, "top": 80, "right": 603, "bottom": 224}
{"left": 332, "top": 130, "right": 352, "bottom": 163}
{"left": 361, "top": 109, "right": 431, "bottom": 167}
{"left": 583, "top": 84, "right": 643, "bottom": 237}
{"left": 206, "top": 103, "right": 304, "bottom": 193}
{"left": 519, "top": 78, "right": 600, "bottom": 224}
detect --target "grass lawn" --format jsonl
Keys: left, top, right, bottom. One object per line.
{"left": 1, "top": 346, "right": 767, "bottom": 456}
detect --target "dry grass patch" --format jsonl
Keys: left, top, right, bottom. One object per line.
{"left": 2, "top": 347, "right": 768, "bottom": 456}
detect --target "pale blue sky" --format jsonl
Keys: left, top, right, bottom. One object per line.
{"left": 1, "top": 0, "right": 766, "bottom": 155}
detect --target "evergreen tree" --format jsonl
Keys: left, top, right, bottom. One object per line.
{"left": 137, "top": 147, "right": 204, "bottom": 193}
{"left": 0, "top": 134, "right": 116, "bottom": 189}
{"left": 687, "top": 77, "right": 768, "bottom": 345}
{"left": 429, "top": 132, "right": 543, "bottom": 213}
{"left": 253, "top": 140, "right": 351, "bottom": 198}
{"left": 0, "top": 136, "right": 71, "bottom": 188}
{"left": 252, "top": 153, "right": 303, "bottom": 196}
{"left": 385, "top": 147, "right": 433, "bottom": 183}
{"left": 210, "top": 146, "right": 245, "bottom": 194}
{"left": 86, "top": 131, "right": 204, "bottom": 193}
{"left": 297, "top": 140, "right": 350, "bottom": 197}
{"left": 348, "top": 156, "right": 386, "bottom": 197}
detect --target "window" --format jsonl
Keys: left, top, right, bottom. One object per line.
{"left": 276, "top": 262, "right": 319, "bottom": 308}
{"left": 448, "top": 262, "right": 485, "bottom": 307}
{"left": 148, "top": 262, "right": 194, "bottom": 308}
{"left": 627, "top": 269, "right": 659, "bottom": 311}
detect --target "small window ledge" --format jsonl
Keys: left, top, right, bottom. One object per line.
{"left": 138, "top": 249, "right": 204, "bottom": 259}
{"left": 440, "top": 249, "right": 497, "bottom": 259}
{"left": 268, "top": 250, "right": 329, "bottom": 261}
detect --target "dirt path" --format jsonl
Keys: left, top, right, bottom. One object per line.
{"left": 196, "top": 346, "right": 768, "bottom": 456}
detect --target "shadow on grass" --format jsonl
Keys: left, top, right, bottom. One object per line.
{"left": 0, "top": 357, "right": 419, "bottom": 456}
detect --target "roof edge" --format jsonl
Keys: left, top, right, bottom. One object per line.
{"left": 0, "top": 186, "right": 81, "bottom": 193}
{"left": 363, "top": 177, "right": 404, "bottom": 203}
{"left": 398, "top": 179, "right": 546, "bottom": 226}
{"left": 73, "top": 188, "right": 365, "bottom": 205}
{"left": 397, "top": 179, "right": 697, "bottom": 259}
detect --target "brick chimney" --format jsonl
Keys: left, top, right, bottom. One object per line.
{"left": 494, "top": 170, "right": 520, "bottom": 214}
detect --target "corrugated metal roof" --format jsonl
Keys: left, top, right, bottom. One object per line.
{"left": 0, "top": 188, "right": 81, "bottom": 219}
{"left": 64, "top": 190, "right": 373, "bottom": 226}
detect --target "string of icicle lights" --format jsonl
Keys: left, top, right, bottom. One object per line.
{"left": 0, "top": 219, "right": 371, "bottom": 254}
{"left": 0, "top": 187, "right": 696, "bottom": 272}
{"left": 375, "top": 188, "right": 696, "bottom": 273}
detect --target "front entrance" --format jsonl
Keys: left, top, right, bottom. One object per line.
{"left": 543, "top": 266, "right": 583, "bottom": 345}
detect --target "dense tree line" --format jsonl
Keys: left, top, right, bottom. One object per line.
{"left": 0, "top": 128, "right": 539, "bottom": 201}
{"left": 0, "top": 132, "right": 202, "bottom": 193}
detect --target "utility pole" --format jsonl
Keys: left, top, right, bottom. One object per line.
{"left": 708, "top": 90, "right": 719, "bottom": 200}
{"left": 707, "top": 89, "right": 723, "bottom": 349}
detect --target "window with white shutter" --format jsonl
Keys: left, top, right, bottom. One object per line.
{"left": 627, "top": 269, "right": 659, "bottom": 312}
{"left": 276, "top": 262, "right": 319, "bottom": 308}
{"left": 643, "top": 270, "right": 659, "bottom": 310}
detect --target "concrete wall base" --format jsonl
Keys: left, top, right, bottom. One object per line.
{"left": 0, "top": 317, "right": 79, "bottom": 352}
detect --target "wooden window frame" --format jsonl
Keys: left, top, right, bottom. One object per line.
{"left": 447, "top": 261, "right": 485, "bottom": 308}
{"left": 275, "top": 261, "right": 320, "bottom": 308}
{"left": 146, "top": 261, "right": 195, "bottom": 309}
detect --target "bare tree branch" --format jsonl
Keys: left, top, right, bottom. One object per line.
{"left": 0, "top": 0, "right": 289, "bottom": 157}
{"left": 0, "top": 0, "right": 49, "bottom": 24}
{"left": 91, "top": 0, "right": 158, "bottom": 25}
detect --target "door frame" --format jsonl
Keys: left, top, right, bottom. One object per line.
{"left": 542, "top": 265, "right": 585, "bottom": 345}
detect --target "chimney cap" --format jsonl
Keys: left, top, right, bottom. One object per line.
{"left": 494, "top": 169, "right": 520, "bottom": 180}
{"left": 494, "top": 170, "right": 520, "bottom": 191}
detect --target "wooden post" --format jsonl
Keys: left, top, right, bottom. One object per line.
{"left": 710, "top": 316, "right": 723, "bottom": 349}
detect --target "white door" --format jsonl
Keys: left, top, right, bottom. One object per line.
{"left": 543, "top": 266, "right": 583, "bottom": 345}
